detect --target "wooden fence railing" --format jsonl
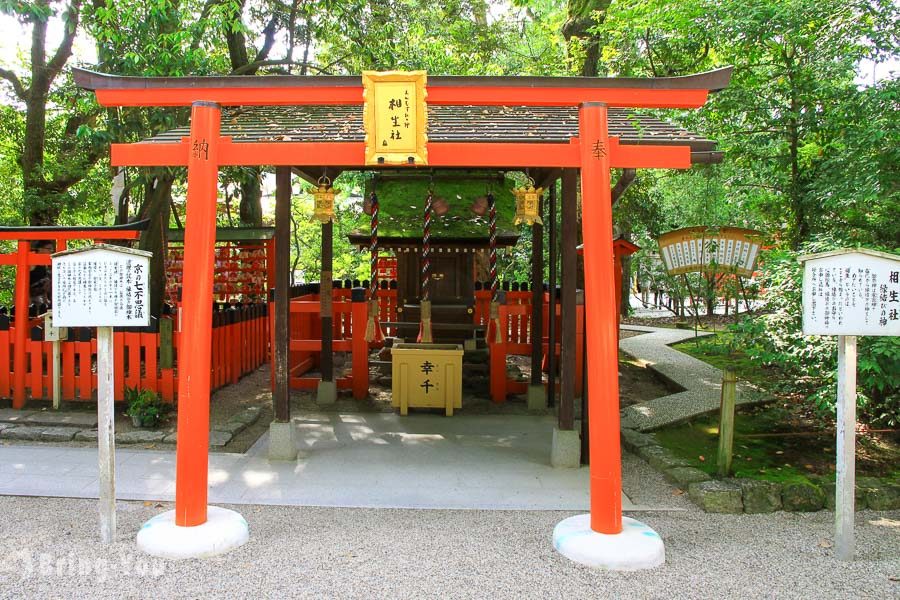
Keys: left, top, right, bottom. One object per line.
{"left": 476, "top": 286, "right": 584, "bottom": 403}
{"left": 269, "top": 285, "right": 369, "bottom": 400}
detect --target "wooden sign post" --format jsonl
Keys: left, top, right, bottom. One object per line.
{"left": 800, "top": 248, "right": 899, "bottom": 561}
{"left": 52, "top": 244, "right": 151, "bottom": 544}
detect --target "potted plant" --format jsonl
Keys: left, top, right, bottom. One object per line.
{"left": 125, "top": 387, "right": 169, "bottom": 428}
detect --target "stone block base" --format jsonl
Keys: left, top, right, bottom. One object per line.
{"left": 551, "top": 426, "right": 581, "bottom": 468}
{"left": 317, "top": 380, "right": 337, "bottom": 405}
{"left": 267, "top": 421, "right": 297, "bottom": 462}
{"left": 527, "top": 385, "right": 547, "bottom": 411}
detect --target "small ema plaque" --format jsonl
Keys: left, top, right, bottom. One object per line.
{"left": 362, "top": 70, "right": 427, "bottom": 166}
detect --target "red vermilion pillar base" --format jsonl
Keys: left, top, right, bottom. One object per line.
{"left": 578, "top": 102, "right": 622, "bottom": 535}
{"left": 174, "top": 101, "right": 221, "bottom": 527}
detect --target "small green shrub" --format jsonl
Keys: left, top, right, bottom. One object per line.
{"left": 124, "top": 387, "right": 170, "bottom": 428}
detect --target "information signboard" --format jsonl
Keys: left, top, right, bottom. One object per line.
{"left": 657, "top": 226, "right": 763, "bottom": 277}
{"left": 52, "top": 244, "right": 151, "bottom": 328}
{"left": 50, "top": 243, "right": 152, "bottom": 545}
{"left": 801, "top": 249, "right": 899, "bottom": 337}
{"left": 799, "top": 248, "right": 899, "bottom": 561}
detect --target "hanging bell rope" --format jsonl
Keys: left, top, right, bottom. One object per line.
{"left": 364, "top": 189, "right": 385, "bottom": 343}
{"left": 419, "top": 184, "right": 434, "bottom": 343}
{"left": 486, "top": 190, "right": 502, "bottom": 343}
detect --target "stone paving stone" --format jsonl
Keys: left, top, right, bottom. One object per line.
{"left": 0, "top": 409, "right": 35, "bottom": 424}
{"left": 208, "top": 431, "right": 233, "bottom": 447}
{"left": 688, "top": 479, "right": 744, "bottom": 513}
{"left": 1, "top": 426, "right": 45, "bottom": 441}
{"left": 620, "top": 428, "right": 656, "bottom": 452}
{"left": 74, "top": 430, "right": 99, "bottom": 442}
{"left": 214, "top": 420, "right": 247, "bottom": 436}
{"left": 37, "top": 427, "right": 81, "bottom": 442}
{"left": 0, "top": 422, "right": 18, "bottom": 432}
{"left": 664, "top": 466, "right": 711, "bottom": 488}
{"left": 23, "top": 411, "right": 98, "bottom": 428}
{"left": 115, "top": 430, "right": 167, "bottom": 444}
{"left": 781, "top": 482, "right": 825, "bottom": 512}
{"left": 737, "top": 479, "right": 782, "bottom": 513}
{"left": 619, "top": 325, "right": 769, "bottom": 432}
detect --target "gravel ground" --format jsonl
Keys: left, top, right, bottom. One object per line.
{"left": 0, "top": 471, "right": 897, "bottom": 599}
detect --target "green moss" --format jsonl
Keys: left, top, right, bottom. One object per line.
{"left": 355, "top": 172, "right": 519, "bottom": 238}
{"left": 672, "top": 332, "right": 777, "bottom": 387}
{"left": 653, "top": 409, "right": 815, "bottom": 485}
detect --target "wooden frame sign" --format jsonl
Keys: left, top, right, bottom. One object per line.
{"left": 800, "top": 248, "right": 899, "bottom": 337}
{"left": 50, "top": 243, "right": 152, "bottom": 545}
{"left": 658, "top": 226, "right": 762, "bottom": 277}
{"left": 799, "top": 248, "right": 899, "bottom": 561}
{"left": 52, "top": 244, "right": 151, "bottom": 328}
{"left": 362, "top": 70, "right": 428, "bottom": 166}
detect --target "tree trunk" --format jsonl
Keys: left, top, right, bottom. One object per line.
{"left": 138, "top": 170, "right": 175, "bottom": 318}
{"left": 238, "top": 168, "right": 264, "bottom": 226}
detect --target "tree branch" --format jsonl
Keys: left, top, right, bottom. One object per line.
{"left": 253, "top": 11, "right": 280, "bottom": 65}
{"left": 0, "top": 67, "right": 27, "bottom": 100}
{"left": 231, "top": 58, "right": 320, "bottom": 75}
{"left": 46, "top": 0, "right": 83, "bottom": 81}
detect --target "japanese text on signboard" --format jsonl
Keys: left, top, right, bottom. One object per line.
{"left": 802, "top": 251, "right": 899, "bottom": 336}
{"left": 52, "top": 247, "right": 151, "bottom": 328}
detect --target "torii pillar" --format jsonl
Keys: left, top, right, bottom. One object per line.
{"left": 552, "top": 102, "right": 665, "bottom": 570}
{"left": 136, "top": 102, "right": 249, "bottom": 559}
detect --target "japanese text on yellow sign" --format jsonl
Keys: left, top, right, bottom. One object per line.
{"left": 363, "top": 71, "right": 428, "bottom": 165}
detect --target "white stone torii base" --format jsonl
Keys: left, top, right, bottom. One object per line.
{"left": 553, "top": 514, "right": 665, "bottom": 571}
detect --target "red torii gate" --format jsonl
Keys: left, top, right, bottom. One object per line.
{"left": 74, "top": 67, "right": 730, "bottom": 564}
{"left": 0, "top": 223, "right": 147, "bottom": 408}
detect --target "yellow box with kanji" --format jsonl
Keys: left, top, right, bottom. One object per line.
{"left": 391, "top": 343, "right": 463, "bottom": 416}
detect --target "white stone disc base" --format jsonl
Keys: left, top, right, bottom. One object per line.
{"left": 137, "top": 506, "right": 249, "bottom": 560}
{"left": 553, "top": 514, "right": 665, "bottom": 571}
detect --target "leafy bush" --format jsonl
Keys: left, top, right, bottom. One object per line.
{"left": 124, "top": 387, "right": 170, "bottom": 428}
{"left": 730, "top": 242, "right": 900, "bottom": 426}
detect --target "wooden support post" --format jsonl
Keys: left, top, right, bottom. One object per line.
{"left": 320, "top": 221, "right": 334, "bottom": 383}
{"left": 559, "top": 169, "right": 578, "bottom": 431}
{"left": 52, "top": 339, "right": 61, "bottom": 409}
{"left": 547, "top": 183, "right": 558, "bottom": 408}
{"left": 579, "top": 102, "right": 622, "bottom": 534}
{"left": 530, "top": 198, "right": 543, "bottom": 386}
{"left": 97, "top": 325, "right": 116, "bottom": 543}
{"left": 174, "top": 101, "right": 221, "bottom": 527}
{"left": 350, "top": 288, "right": 369, "bottom": 400}
{"left": 159, "top": 317, "right": 173, "bottom": 369}
{"left": 716, "top": 369, "right": 736, "bottom": 477}
{"left": 13, "top": 240, "right": 29, "bottom": 409}
{"left": 273, "top": 166, "right": 292, "bottom": 423}
{"left": 836, "top": 335, "right": 857, "bottom": 561}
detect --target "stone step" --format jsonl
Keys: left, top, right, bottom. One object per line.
{"left": 0, "top": 408, "right": 97, "bottom": 428}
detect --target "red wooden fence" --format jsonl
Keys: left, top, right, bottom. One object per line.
{"left": 270, "top": 288, "right": 369, "bottom": 400}
{"left": 480, "top": 289, "right": 584, "bottom": 403}
{"left": 0, "top": 304, "right": 269, "bottom": 404}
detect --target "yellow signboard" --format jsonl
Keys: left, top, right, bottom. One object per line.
{"left": 362, "top": 70, "right": 428, "bottom": 166}
{"left": 658, "top": 226, "right": 764, "bottom": 277}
